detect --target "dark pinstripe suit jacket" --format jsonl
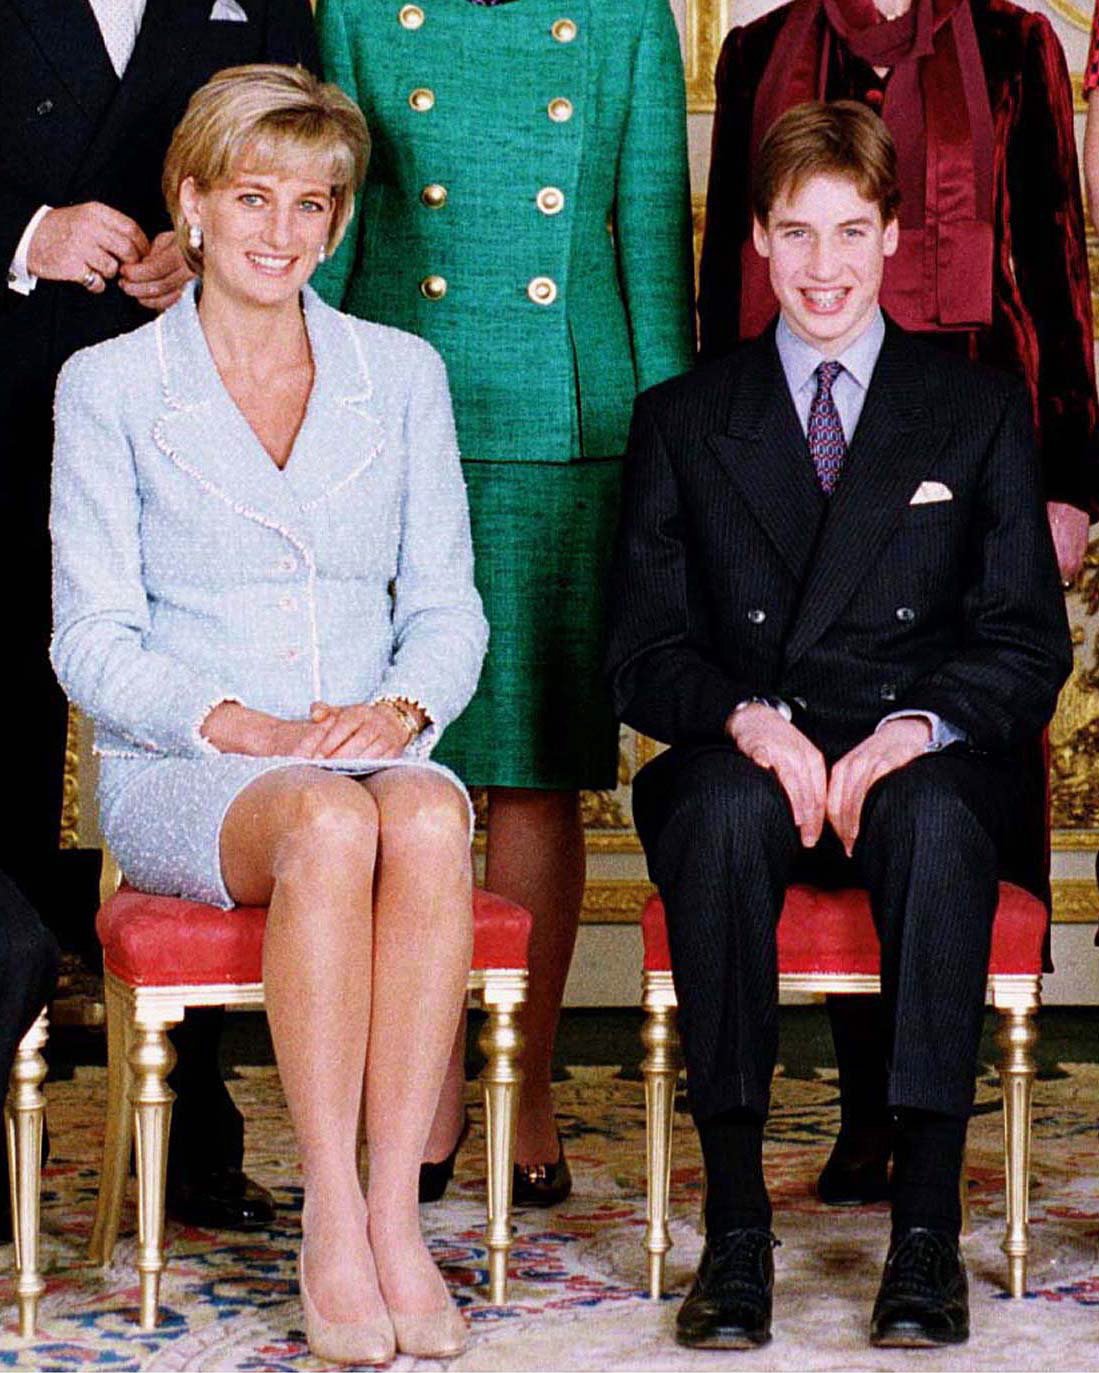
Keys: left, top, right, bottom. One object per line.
{"left": 606, "top": 320, "right": 1073, "bottom": 766}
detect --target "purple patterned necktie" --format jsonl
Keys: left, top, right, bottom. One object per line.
{"left": 807, "top": 360, "right": 847, "bottom": 495}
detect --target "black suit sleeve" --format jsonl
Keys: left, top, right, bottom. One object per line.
{"left": 896, "top": 385, "right": 1072, "bottom": 750}
{"left": 605, "top": 391, "right": 756, "bottom": 745}
{"left": 0, "top": 179, "right": 44, "bottom": 290}
{"left": 263, "top": 0, "right": 321, "bottom": 72}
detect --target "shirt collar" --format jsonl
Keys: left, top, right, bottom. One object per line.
{"left": 775, "top": 308, "right": 886, "bottom": 395}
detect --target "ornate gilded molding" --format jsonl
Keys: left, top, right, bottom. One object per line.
{"left": 1051, "top": 877, "right": 1099, "bottom": 923}
{"left": 580, "top": 879, "right": 656, "bottom": 923}
{"left": 59, "top": 706, "right": 80, "bottom": 850}
{"left": 685, "top": 0, "right": 730, "bottom": 113}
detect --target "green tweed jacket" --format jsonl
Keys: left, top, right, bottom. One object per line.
{"left": 314, "top": 0, "right": 695, "bottom": 462}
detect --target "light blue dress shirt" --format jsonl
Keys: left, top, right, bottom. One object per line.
{"left": 772, "top": 309, "right": 964, "bottom": 752}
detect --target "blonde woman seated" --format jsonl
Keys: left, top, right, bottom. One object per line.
{"left": 50, "top": 65, "right": 487, "bottom": 1367}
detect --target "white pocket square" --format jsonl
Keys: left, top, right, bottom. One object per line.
{"left": 209, "top": 0, "right": 248, "bottom": 20}
{"left": 909, "top": 480, "right": 953, "bottom": 505}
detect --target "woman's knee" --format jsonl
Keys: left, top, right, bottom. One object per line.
{"left": 274, "top": 776, "right": 380, "bottom": 882}
{"left": 375, "top": 773, "right": 472, "bottom": 861}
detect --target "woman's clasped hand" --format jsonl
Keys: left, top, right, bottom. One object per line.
{"left": 201, "top": 699, "right": 424, "bottom": 760}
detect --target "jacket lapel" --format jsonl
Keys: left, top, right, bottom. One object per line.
{"left": 783, "top": 324, "right": 940, "bottom": 668}
{"left": 153, "top": 284, "right": 383, "bottom": 536}
{"left": 8, "top": 0, "right": 117, "bottom": 121}
{"left": 707, "top": 331, "right": 826, "bottom": 584}
{"left": 77, "top": 0, "right": 210, "bottom": 186}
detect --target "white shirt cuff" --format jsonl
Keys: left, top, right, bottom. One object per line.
{"left": 7, "top": 205, "right": 52, "bottom": 296}
{"left": 877, "top": 710, "right": 966, "bottom": 752}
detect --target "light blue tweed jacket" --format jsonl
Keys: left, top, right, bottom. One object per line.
{"left": 50, "top": 281, "right": 488, "bottom": 760}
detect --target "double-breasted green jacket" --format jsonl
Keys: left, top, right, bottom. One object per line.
{"left": 314, "top": 0, "right": 695, "bottom": 462}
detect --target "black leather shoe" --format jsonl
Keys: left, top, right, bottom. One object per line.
{"left": 817, "top": 1128, "right": 893, "bottom": 1206}
{"left": 165, "top": 1168, "right": 276, "bottom": 1230}
{"left": 512, "top": 1138, "right": 572, "bottom": 1208}
{"left": 419, "top": 1110, "right": 471, "bottom": 1203}
{"left": 675, "top": 1228, "right": 777, "bottom": 1349}
{"left": 870, "top": 1228, "right": 969, "bottom": 1347}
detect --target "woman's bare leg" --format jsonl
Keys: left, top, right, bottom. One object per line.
{"left": 219, "top": 766, "right": 382, "bottom": 1324}
{"left": 358, "top": 768, "right": 473, "bottom": 1313}
{"left": 421, "top": 787, "right": 585, "bottom": 1165}
{"left": 487, "top": 788, "right": 585, "bottom": 1163}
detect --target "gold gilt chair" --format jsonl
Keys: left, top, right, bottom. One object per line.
{"left": 87, "top": 872, "right": 530, "bottom": 1330}
{"left": 639, "top": 882, "right": 1045, "bottom": 1301}
{"left": 6, "top": 1008, "right": 49, "bottom": 1336}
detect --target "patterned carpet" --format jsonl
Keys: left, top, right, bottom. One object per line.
{"left": 3, "top": 1051, "right": 1099, "bottom": 1371}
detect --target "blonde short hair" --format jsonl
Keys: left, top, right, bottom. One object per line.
{"left": 163, "top": 64, "right": 369, "bottom": 272}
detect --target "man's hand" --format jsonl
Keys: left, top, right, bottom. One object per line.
{"left": 26, "top": 203, "right": 148, "bottom": 291}
{"left": 826, "top": 717, "right": 931, "bottom": 857}
{"left": 726, "top": 703, "right": 827, "bottom": 847}
{"left": 1046, "top": 501, "right": 1090, "bottom": 585}
{"left": 119, "top": 230, "right": 193, "bottom": 311}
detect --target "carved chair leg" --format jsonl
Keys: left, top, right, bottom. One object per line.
{"left": 477, "top": 982, "right": 524, "bottom": 1305}
{"left": 5, "top": 1010, "right": 48, "bottom": 1338}
{"left": 89, "top": 974, "right": 134, "bottom": 1266}
{"left": 129, "top": 1012, "right": 178, "bottom": 1329}
{"left": 641, "top": 994, "right": 679, "bottom": 1299}
{"left": 997, "top": 999, "right": 1038, "bottom": 1299}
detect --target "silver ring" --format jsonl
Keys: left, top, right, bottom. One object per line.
{"left": 81, "top": 268, "right": 99, "bottom": 290}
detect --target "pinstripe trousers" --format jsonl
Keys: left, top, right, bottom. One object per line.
{"left": 633, "top": 743, "right": 1020, "bottom": 1125}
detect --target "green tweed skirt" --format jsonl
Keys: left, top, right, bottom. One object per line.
{"left": 432, "top": 457, "right": 622, "bottom": 791}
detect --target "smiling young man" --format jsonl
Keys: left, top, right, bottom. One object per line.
{"left": 606, "top": 101, "right": 1071, "bottom": 1350}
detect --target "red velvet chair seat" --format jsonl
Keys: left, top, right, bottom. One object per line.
{"left": 99, "top": 885, "right": 531, "bottom": 987}
{"left": 641, "top": 880, "right": 1046, "bottom": 977}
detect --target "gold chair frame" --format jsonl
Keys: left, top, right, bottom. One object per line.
{"left": 5, "top": 1009, "right": 49, "bottom": 1337}
{"left": 641, "top": 969, "right": 1040, "bottom": 1301}
{"left": 88, "top": 966, "right": 527, "bottom": 1330}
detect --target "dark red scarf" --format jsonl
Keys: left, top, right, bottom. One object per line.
{"left": 740, "top": 0, "right": 995, "bottom": 338}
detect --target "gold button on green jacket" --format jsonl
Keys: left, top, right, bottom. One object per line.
{"left": 314, "top": 0, "right": 695, "bottom": 464}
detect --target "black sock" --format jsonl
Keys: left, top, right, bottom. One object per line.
{"left": 891, "top": 1108, "right": 967, "bottom": 1241}
{"left": 697, "top": 1107, "right": 772, "bottom": 1237}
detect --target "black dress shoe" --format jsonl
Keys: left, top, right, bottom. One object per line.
{"left": 165, "top": 1168, "right": 276, "bottom": 1230}
{"left": 419, "top": 1110, "right": 471, "bottom": 1203}
{"left": 870, "top": 1227, "right": 969, "bottom": 1347}
{"left": 675, "top": 1228, "right": 777, "bottom": 1350}
{"left": 816, "top": 1128, "right": 892, "bottom": 1206}
{"left": 512, "top": 1138, "right": 572, "bottom": 1207}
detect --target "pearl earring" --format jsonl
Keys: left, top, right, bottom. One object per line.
{"left": 187, "top": 223, "right": 203, "bottom": 251}
{"left": 317, "top": 245, "right": 327, "bottom": 264}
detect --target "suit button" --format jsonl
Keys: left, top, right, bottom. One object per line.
{"left": 536, "top": 186, "right": 565, "bottom": 215}
{"left": 551, "top": 16, "right": 578, "bottom": 41}
{"left": 747, "top": 608, "right": 766, "bottom": 624}
{"left": 527, "top": 276, "right": 557, "bottom": 305}
{"left": 408, "top": 87, "right": 435, "bottom": 112}
{"left": 420, "top": 183, "right": 448, "bottom": 209}
{"left": 547, "top": 96, "right": 574, "bottom": 122}
{"left": 278, "top": 555, "right": 297, "bottom": 574}
{"left": 398, "top": 3, "right": 425, "bottom": 27}
{"left": 279, "top": 594, "right": 296, "bottom": 612}
{"left": 420, "top": 274, "right": 447, "bottom": 300}
{"left": 36, "top": 99, "right": 54, "bottom": 116}
{"left": 879, "top": 684, "right": 897, "bottom": 701}
{"left": 284, "top": 647, "right": 302, "bottom": 662}
{"left": 895, "top": 606, "right": 916, "bottom": 623}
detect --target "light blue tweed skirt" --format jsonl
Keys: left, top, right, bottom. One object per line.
{"left": 97, "top": 752, "right": 473, "bottom": 909}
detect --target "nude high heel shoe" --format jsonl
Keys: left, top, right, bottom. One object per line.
{"left": 299, "top": 1242, "right": 395, "bottom": 1366}
{"left": 390, "top": 1295, "right": 468, "bottom": 1359}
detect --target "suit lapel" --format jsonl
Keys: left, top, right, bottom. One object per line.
{"left": 707, "top": 331, "right": 826, "bottom": 584}
{"left": 7, "top": 0, "right": 117, "bottom": 120}
{"left": 783, "top": 324, "right": 940, "bottom": 668}
{"left": 153, "top": 284, "right": 383, "bottom": 534}
{"left": 78, "top": 0, "right": 210, "bottom": 185}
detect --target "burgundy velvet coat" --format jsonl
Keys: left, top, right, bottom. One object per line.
{"left": 699, "top": 0, "right": 1099, "bottom": 515}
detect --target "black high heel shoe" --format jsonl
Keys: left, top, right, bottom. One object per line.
{"left": 512, "top": 1137, "right": 572, "bottom": 1208}
{"left": 418, "top": 1111, "right": 471, "bottom": 1203}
